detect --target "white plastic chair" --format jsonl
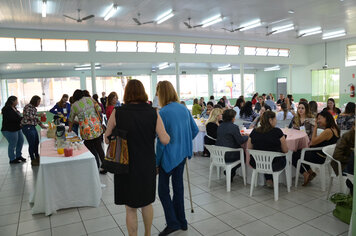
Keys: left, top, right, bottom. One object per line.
{"left": 295, "top": 147, "right": 327, "bottom": 191}
{"left": 205, "top": 145, "right": 246, "bottom": 192}
{"left": 276, "top": 119, "right": 292, "bottom": 129}
{"left": 322, "top": 144, "right": 348, "bottom": 199}
{"left": 248, "top": 149, "right": 290, "bottom": 201}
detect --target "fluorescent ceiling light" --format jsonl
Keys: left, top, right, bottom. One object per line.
{"left": 201, "top": 14, "right": 223, "bottom": 28}
{"left": 299, "top": 27, "right": 322, "bottom": 37}
{"left": 239, "top": 19, "right": 262, "bottom": 31}
{"left": 104, "top": 4, "right": 118, "bottom": 21}
{"left": 42, "top": 0, "right": 47, "bottom": 18}
{"left": 218, "top": 64, "right": 232, "bottom": 71}
{"left": 156, "top": 9, "right": 174, "bottom": 24}
{"left": 288, "top": 10, "right": 295, "bottom": 14}
{"left": 264, "top": 65, "right": 280, "bottom": 71}
{"left": 158, "top": 62, "right": 170, "bottom": 70}
{"left": 271, "top": 24, "right": 294, "bottom": 34}
{"left": 74, "top": 64, "right": 101, "bottom": 70}
{"left": 322, "top": 30, "right": 346, "bottom": 40}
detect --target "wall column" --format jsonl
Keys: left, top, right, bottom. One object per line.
{"left": 1, "top": 79, "right": 8, "bottom": 107}
{"left": 151, "top": 72, "right": 157, "bottom": 99}
{"left": 288, "top": 64, "right": 292, "bottom": 94}
{"left": 175, "top": 62, "right": 180, "bottom": 99}
{"left": 91, "top": 62, "right": 97, "bottom": 94}
{"left": 208, "top": 71, "right": 213, "bottom": 98}
{"left": 240, "top": 64, "right": 245, "bottom": 96}
{"left": 80, "top": 72, "right": 86, "bottom": 90}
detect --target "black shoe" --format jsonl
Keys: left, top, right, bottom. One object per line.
{"left": 99, "top": 169, "right": 107, "bottom": 175}
{"left": 159, "top": 227, "right": 180, "bottom": 236}
{"left": 181, "top": 225, "right": 188, "bottom": 231}
{"left": 9, "top": 159, "right": 21, "bottom": 164}
{"left": 17, "top": 157, "right": 27, "bottom": 162}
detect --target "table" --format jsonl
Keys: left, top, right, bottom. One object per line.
{"left": 29, "top": 131, "right": 102, "bottom": 216}
{"left": 193, "top": 119, "right": 206, "bottom": 153}
{"left": 238, "top": 128, "right": 310, "bottom": 186}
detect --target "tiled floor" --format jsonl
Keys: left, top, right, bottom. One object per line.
{"left": 0, "top": 142, "right": 350, "bottom": 236}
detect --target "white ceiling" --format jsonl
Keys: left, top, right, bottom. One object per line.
{"left": 0, "top": 0, "right": 356, "bottom": 44}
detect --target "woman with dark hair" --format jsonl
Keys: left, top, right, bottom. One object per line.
{"left": 92, "top": 94, "right": 105, "bottom": 115}
{"left": 240, "top": 101, "right": 259, "bottom": 122}
{"left": 285, "top": 95, "right": 295, "bottom": 113}
{"left": 156, "top": 81, "right": 198, "bottom": 235}
{"left": 276, "top": 103, "right": 294, "bottom": 121}
{"left": 251, "top": 93, "right": 258, "bottom": 105}
{"left": 217, "top": 98, "right": 226, "bottom": 108}
{"left": 201, "top": 101, "right": 214, "bottom": 119}
{"left": 336, "top": 102, "right": 355, "bottom": 130}
{"left": 1, "top": 96, "right": 25, "bottom": 164}
{"left": 105, "top": 92, "right": 118, "bottom": 120}
{"left": 68, "top": 89, "right": 106, "bottom": 174}
{"left": 233, "top": 98, "right": 245, "bottom": 119}
{"left": 308, "top": 101, "right": 318, "bottom": 117}
{"left": 248, "top": 111, "right": 288, "bottom": 187}
{"left": 83, "top": 90, "right": 91, "bottom": 97}
{"left": 49, "top": 94, "right": 70, "bottom": 124}
{"left": 21, "top": 95, "right": 47, "bottom": 166}
{"left": 292, "top": 110, "right": 340, "bottom": 186}
{"left": 323, "top": 98, "right": 341, "bottom": 116}
{"left": 192, "top": 98, "right": 203, "bottom": 116}
{"left": 105, "top": 79, "right": 170, "bottom": 236}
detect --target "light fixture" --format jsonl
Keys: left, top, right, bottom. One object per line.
{"left": 322, "top": 30, "right": 346, "bottom": 40}
{"left": 104, "top": 4, "right": 118, "bottom": 21}
{"left": 239, "top": 19, "right": 262, "bottom": 31}
{"left": 264, "top": 65, "right": 280, "bottom": 71}
{"left": 156, "top": 9, "right": 174, "bottom": 24}
{"left": 42, "top": 0, "right": 47, "bottom": 18}
{"left": 158, "top": 62, "right": 170, "bottom": 70}
{"left": 74, "top": 64, "right": 101, "bottom": 71}
{"left": 218, "top": 64, "right": 232, "bottom": 71}
{"left": 271, "top": 24, "right": 294, "bottom": 34}
{"left": 201, "top": 14, "right": 223, "bottom": 28}
{"left": 298, "top": 27, "right": 322, "bottom": 37}
{"left": 288, "top": 10, "right": 295, "bottom": 14}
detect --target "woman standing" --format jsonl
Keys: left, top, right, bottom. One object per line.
{"left": 292, "top": 110, "right": 340, "bottom": 186}
{"left": 322, "top": 98, "right": 341, "bottom": 117}
{"left": 1, "top": 96, "right": 25, "bottom": 164}
{"left": 105, "top": 80, "right": 170, "bottom": 236}
{"left": 21, "top": 96, "right": 47, "bottom": 166}
{"left": 156, "top": 81, "right": 199, "bottom": 236}
{"left": 106, "top": 92, "right": 118, "bottom": 120}
{"left": 68, "top": 90, "right": 106, "bottom": 174}
{"left": 49, "top": 94, "right": 70, "bottom": 124}
{"left": 290, "top": 102, "right": 314, "bottom": 140}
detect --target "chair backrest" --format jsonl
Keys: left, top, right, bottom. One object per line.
{"left": 248, "top": 149, "right": 286, "bottom": 173}
{"left": 205, "top": 145, "right": 240, "bottom": 165}
{"left": 322, "top": 144, "right": 336, "bottom": 158}
{"left": 276, "top": 119, "right": 292, "bottom": 128}
{"left": 340, "top": 130, "right": 348, "bottom": 136}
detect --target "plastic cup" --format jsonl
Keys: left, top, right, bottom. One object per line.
{"left": 64, "top": 148, "right": 73, "bottom": 157}
{"left": 57, "top": 148, "right": 64, "bottom": 155}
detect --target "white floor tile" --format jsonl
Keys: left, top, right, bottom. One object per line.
{"left": 191, "top": 217, "right": 232, "bottom": 236}
{"left": 17, "top": 218, "right": 50, "bottom": 235}
{"left": 241, "top": 203, "right": 278, "bottom": 219}
{"left": 260, "top": 212, "right": 302, "bottom": 231}
{"left": 50, "top": 210, "right": 82, "bottom": 228}
{"left": 283, "top": 205, "right": 322, "bottom": 222}
{"left": 87, "top": 227, "right": 124, "bottom": 236}
{"left": 0, "top": 223, "right": 17, "bottom": 236}
{"left": 302, "top": 198, "right": 335, "bottom": 214}
{"left": 217, "top": 209, "right": 256, "bottom": 228}
{"left": 52, "top": 222, "right": 86, "bottom": 236}
{"left": 307, "top": 215, "right": 349, "bottom": 235}
{"left": 200, "top": 201, "right": 235, "bottom": 216}
{"left": 0, "top": 212, "right": 19, "bottom": 227}
{"left": 236, "top": 220, "right": 280, "bottom": 236}
{"left": 285, "top": 223, "right": 332, "bottom": 236}
{"left": 21, "top": 229, "right": 51, "bottom": 236}
{"left": 79, "top": 206, "right": 110, "bottom": 220}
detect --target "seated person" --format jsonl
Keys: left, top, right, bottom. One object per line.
{"left": 249, "top": 106, "right": 271, "bottom": 129}
{"left": 217, "top": 98, "right": 226, "bottom": 108}
{"left": 265, "top": 95, "right": 277, "bottom": 110}
{"left": 289, "top": 102, "right": 314, "bottom": 140}
{"left": 240, "top": 101, "right": 259, "bottom": 122}
{"left": 247, "top": 111, "right": 288, "bottom": 187}
{"left": 276, "top": 103, "right": 294, "bottom": 121}
{"left": 216, "top": 109, "right": 248, "bottom": 181}
{"left": 233, "top": 98, "right": 245, "bottom": 120}
{"left": 336, "top": 102, "right": 355, "bottom": 130}
{"left": 201, "top": 102, "right": 214, "bottom": 119}
{"left": 331, "top": 124, "right": 354, "bottom": 175}
{"left": 192, "top": 98, "right": 203, "bottom": 116}
{"left": 203, "top": 108, "right": 223, "bottom": 157}
{"left": 254, "top": 96, "right": 264, "bottom": 113}
{"left": 292, "top": 110, "right": 340, "bottom": 186}
{"left": 322, "top": 98, "right": 341, "bottom": 116}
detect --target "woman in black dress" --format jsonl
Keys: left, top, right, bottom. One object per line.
{"left": 105, "top": 80, "right": 170, "bottom": 236}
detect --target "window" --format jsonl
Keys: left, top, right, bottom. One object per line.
{"left": 96, "top": 40, "right": 117, "bottom": 52}
{"left": 268, "top": 48, "right": 279, "bottom": 56}
{"left": 244, "top": 46, "right": 290, "bottom": 57}
{"left": 0, "top": 37, "right": 15, "bottom": 51}
{"left": 15, "top": 38, "right": 41, "bottom": 51}
{"left": 211, "top": 45, "right": 226, "bottom": 55}
{"left": 117, "top": 41, "right": 137, "bottom": 52}
{"left": 256, "top": 47, "right": 268, "bottom": 56}
{"left": 226, "top": 46, "right": 240, "bottom": 55}
{"left": 157, "top": 75, "right": 177, "bottom": 90}
{"left": 87, "top": 77, "right": 125, "bottom": 102}
{"left": 42, "top": 39, "right": 66, "bottom": 51}
{"left": 156, "top": 42, "right": 174, "bottom": 53}
{"left": 137, "top": 42, "right": 156, "bottom": 53}
{"left": 279, "top": 49, "right": 290, "bottom": 57}
{"left": 312, "top": 69, "right": 340, "bottom": 104}
{"left": 244, "top": 74, "right": 255, "bottom": 97}
{"left": 180, "top": 43, "right": 196, "bottom": 54}
{"left": 179, "top": 74, "right": 209, "bottom": 108}
{"left": 213, "top": 74, "right": 241, "bottom": 99}
{"left": 196, "top": 44, "right": 211, "bottom": 54}
{"left": 66, "top": 39, "right": 89, "bottom": 52}
{"left": 244, "top": 46, "right": 256, "bottom": 55}
{"left": 346, "top": 44, "right": 356, "bottom": 67}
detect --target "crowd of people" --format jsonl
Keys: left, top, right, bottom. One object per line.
{"left": 1, "top": 87, "right": 355, "bottom": 236}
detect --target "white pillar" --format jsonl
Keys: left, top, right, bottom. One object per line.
{"left": 288, "top": 64, "right": 292, "bottom": 94}
{"left": 79, "top": 72, "right": 86, "bottom": 90}
{"left": 175, "top": 62, "right": 180, "bottom": 99}
{"left": 151, "top": 72, "right": 157, "bottom": 100}
{"left": 1, "top": 79, "right": 7, "bottom": 107}
{"left": 240, "top": 64, "right": 245, "bottom": 96}
{"left": 208, "top": 71, "right": 213, "bottom": 98}
{"left": 91, "top": 62, "right": 97, "bottom": 95}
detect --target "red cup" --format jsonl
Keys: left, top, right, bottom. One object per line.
{"left": 41, "top": 113, "right": 47, "bottom": 122}
{"left": 64, "top": 148, "right": 73, "bottom": 157}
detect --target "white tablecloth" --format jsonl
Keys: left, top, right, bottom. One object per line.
{"left": 193, "top": 119, "right": 206, "bottom": 153}
{"left": 30, "top": 136, "right": 102, "bottom": 215}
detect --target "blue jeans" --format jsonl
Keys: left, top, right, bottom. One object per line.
{"left": 2, "top": 130, "right": 24, "bottom": 161}
{"left": 22, "top": 125, "right": 39, "bottom": 160}
{"left": 158, "top": 158, "right": 187, "bottom": 230}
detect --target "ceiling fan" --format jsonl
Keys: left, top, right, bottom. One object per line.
{"left": 132, "top": 13, "right": 154, "bottom": 25}
{"left": 221, "top": 22, "right": 243, "bottom": 32}
{"left": 183, "top": 18, "right": 202, "bottom": 29}
{"left": 63, "top": 9, "right": 94, "bottom": 23}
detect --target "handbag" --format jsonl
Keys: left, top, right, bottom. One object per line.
{"left": 330, "top": 193, "right": 353, "bottom": 224}
{"left": 102, "top": 108, "right": 129, "bottom": 174}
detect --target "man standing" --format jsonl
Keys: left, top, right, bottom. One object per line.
{"left": 100, "top": 92, "right": 107, "bottom": 110}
